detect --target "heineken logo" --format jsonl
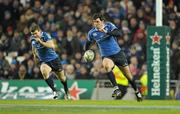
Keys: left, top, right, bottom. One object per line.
{"left": 61, "top": 82, "right": 87, "bottom": 100}
{"left": 150, "top": 32, "right": 162, "bottom": 45}
{"left": 63, "top": 82, "right": 87, "bottom": 100}
{"left": 0, "top": 82, "right": 53, "bottom": 99}
{"left": 150, "top": 47, "right": 160, "bottom": 96}
{"left": 147, "top": 26, "right": 170, "bottom": 99}
{"left": 0, "top": 80, "right": 95, "bottom": 99}
{"left": 150, "top": 31, "right": 162, "bottom": 96}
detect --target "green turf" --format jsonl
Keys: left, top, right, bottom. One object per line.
{"left": 0, "top": 100, "right": 180, "bottom": 114}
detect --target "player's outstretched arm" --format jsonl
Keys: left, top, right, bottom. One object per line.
{"left": 84, "top": 40, "right": 93, "bottom": 51}
{"left": 36, "top": 38, "right": 55, "bottom": 49}
{"left": 106, "top": 29, "right": 122, "bottom": 37}
{"left": 32, "top": 46, "right": 39, "bottom": 64}
{"left": 99, "top": 29, "right": 122, "bottom": 42}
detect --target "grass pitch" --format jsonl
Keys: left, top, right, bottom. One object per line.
{"left": 0, "top": 100, "right": 180, "bottom": 114}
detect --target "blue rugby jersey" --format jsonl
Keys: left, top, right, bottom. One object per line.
{"left": 87, "top": 22, "right": 121, "bottom": 57}
{"left": 31, "top": 32, "right": 58, "bottom": 62}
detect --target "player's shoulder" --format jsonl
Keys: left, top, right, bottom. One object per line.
{"left": 42, "top": 31, "right": 52, "bottom": 40}
{"left": 105, "top": 22, "right": 115, "bottom": 26}
{"left": 89, "top": 27, "right": 96, "bottom": 33}
{"left": 42, "top": 32, "right": 50, "bottom": 37}
{"left": 88, "top": 27, "right": 96, "bottom": 35}
{"left": 105, "top": 22, "right": 117, "bottom": 29}
{"left": 30, "top": 35, "right": 35, "bottom": 42}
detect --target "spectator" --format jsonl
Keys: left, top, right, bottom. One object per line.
{"left": 65, "top": 64, "right": 76, "bottom": 80}
{"left": 9, "top": 30, "right": 22, "bottom": 52}
{"left": 9, "top": 58, "right": 19, "bottom": 79}
{"left": 0, "top": 50, "right": 10, "bottom": 79}
{"left": 32, "top": 66, "right": 42, "bottom": 79}
{"left": 129, "top": 56, "right": 140, "bottom": 79}
{"left": 62, "top": 29, "right": 81, "bottom": 58}
{"left": 17, "top": 64, "right": 27, "bottom": 80}
{"left": 76, "top": 65, "right": 91, "bottom": 79}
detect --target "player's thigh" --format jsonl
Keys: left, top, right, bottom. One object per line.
{"left": 40, "top": 63, "right": 52, "bottom": 78}
{"left": 102, "top": 58, "right": 115, "bottom": 72}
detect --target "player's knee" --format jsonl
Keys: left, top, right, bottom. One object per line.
{"left": 60, "top": 75, "right": 66, "bottom": 82}
{"left": 40, "top": 64, "right": 51, "bottom": 79}
{"left": 104, "top": 64, "right": 112, "bottom": 72}
{"left": 103, "top": 58, "right": 114, "bottom": 72}
{"left": 41, "top": 71, "right": 48, "bottom": 77}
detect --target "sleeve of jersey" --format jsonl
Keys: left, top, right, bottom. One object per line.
{"left": 108, "top": 22, "right": 117, "bottom": 31}
{"left": 30, "top": 36, "right": 36, "bottom": 47}
{"left": 84, "top": 31, "right": 93, "bottom": 51}
{"left": 44, "top": 33, "right": 52, "bottom": 41}
{"left": 87, "top": 31, "right": 93, "bottom": 42}
{"left": 31, "top": 40, "right": 36, "bottom": 46}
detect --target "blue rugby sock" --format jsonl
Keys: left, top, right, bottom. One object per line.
{"left": 61, "top": 80, "right": 68, "bottom": 94}
{"left": 45, "top": 77, "right": 57, "bottom": 92}
{"left": 107, "top": 71, "right": 118, "bottom": 87}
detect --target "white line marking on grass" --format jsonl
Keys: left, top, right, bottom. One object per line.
{"left": 0, "top": 104, "right": 180, "bottom": 110}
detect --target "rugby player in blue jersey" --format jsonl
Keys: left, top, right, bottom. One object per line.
{"left": 84, "top": 13, "right": 142, "bottom": 101}
{"left": 30, "top": 23, "right": 71, "bottom": 100}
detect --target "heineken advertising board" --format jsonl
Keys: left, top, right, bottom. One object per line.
{"left": 147, "top": 26, "right": 170, "bottom": 99}
{"left": 0, "top": 80, "right": 96, "bottom": 100}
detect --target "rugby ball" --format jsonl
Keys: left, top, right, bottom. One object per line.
{"left": 83, "top": 50, "right": 95, "bottom": 62}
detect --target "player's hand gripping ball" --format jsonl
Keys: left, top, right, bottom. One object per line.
{"left": 83, "top": 50, "right": 95, "bottom": 62}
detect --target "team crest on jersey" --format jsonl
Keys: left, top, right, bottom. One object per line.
{"left": 93, "top": 33, "right": 97, "bottom": 37}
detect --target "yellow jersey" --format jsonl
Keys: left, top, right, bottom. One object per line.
{"left": 112, "top": 65, "right": 128, "bottom": 86}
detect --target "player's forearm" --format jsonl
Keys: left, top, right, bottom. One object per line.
{"left": 84, "top": 41, "right": 92, "bottom": 51}
{"left": 33, "top": 55, "right": 39, "bottom": 64}
{"left": 32, "top": 47, "right": 36, "bottom": 56}
{"left": 98, "top": 34, "right": 111, "bottom": 42}
{"left": 99, "top": 29, "right": 122, "bottom": 42}
{"left": 39, "top": 40, "right": 55, "bottom": 49}
{"left": 32, "top": 50, "right": 38, "bottom": 64}
{"left": 107, "top": 29, "right": 122, "bottom": 37}
{"left": 32, "top": 46, "right": 38, "bottom": 58}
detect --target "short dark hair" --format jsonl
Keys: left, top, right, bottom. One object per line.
{"left": 30, "top": 23, "right": 40, "bottom": 33}
{"left": 92, "top": 13, "right": 105, "bottom": 21}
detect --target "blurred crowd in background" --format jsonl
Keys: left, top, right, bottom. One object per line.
{"left": 0, "top": 0, "right": 179, "bottom": 81}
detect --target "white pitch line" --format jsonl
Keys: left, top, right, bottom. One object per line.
{"left": 0, "top": 104, "right": 180, "bottom": 110}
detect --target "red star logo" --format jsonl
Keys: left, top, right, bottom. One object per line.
{"left": 150, "top": 32, "right": 162, "bottom": 45}
{"left": 165, "top": 33, "right": 171, "bottom": 44}
{"left": 69, "top": 82, "right": 87, "bottom": 100}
